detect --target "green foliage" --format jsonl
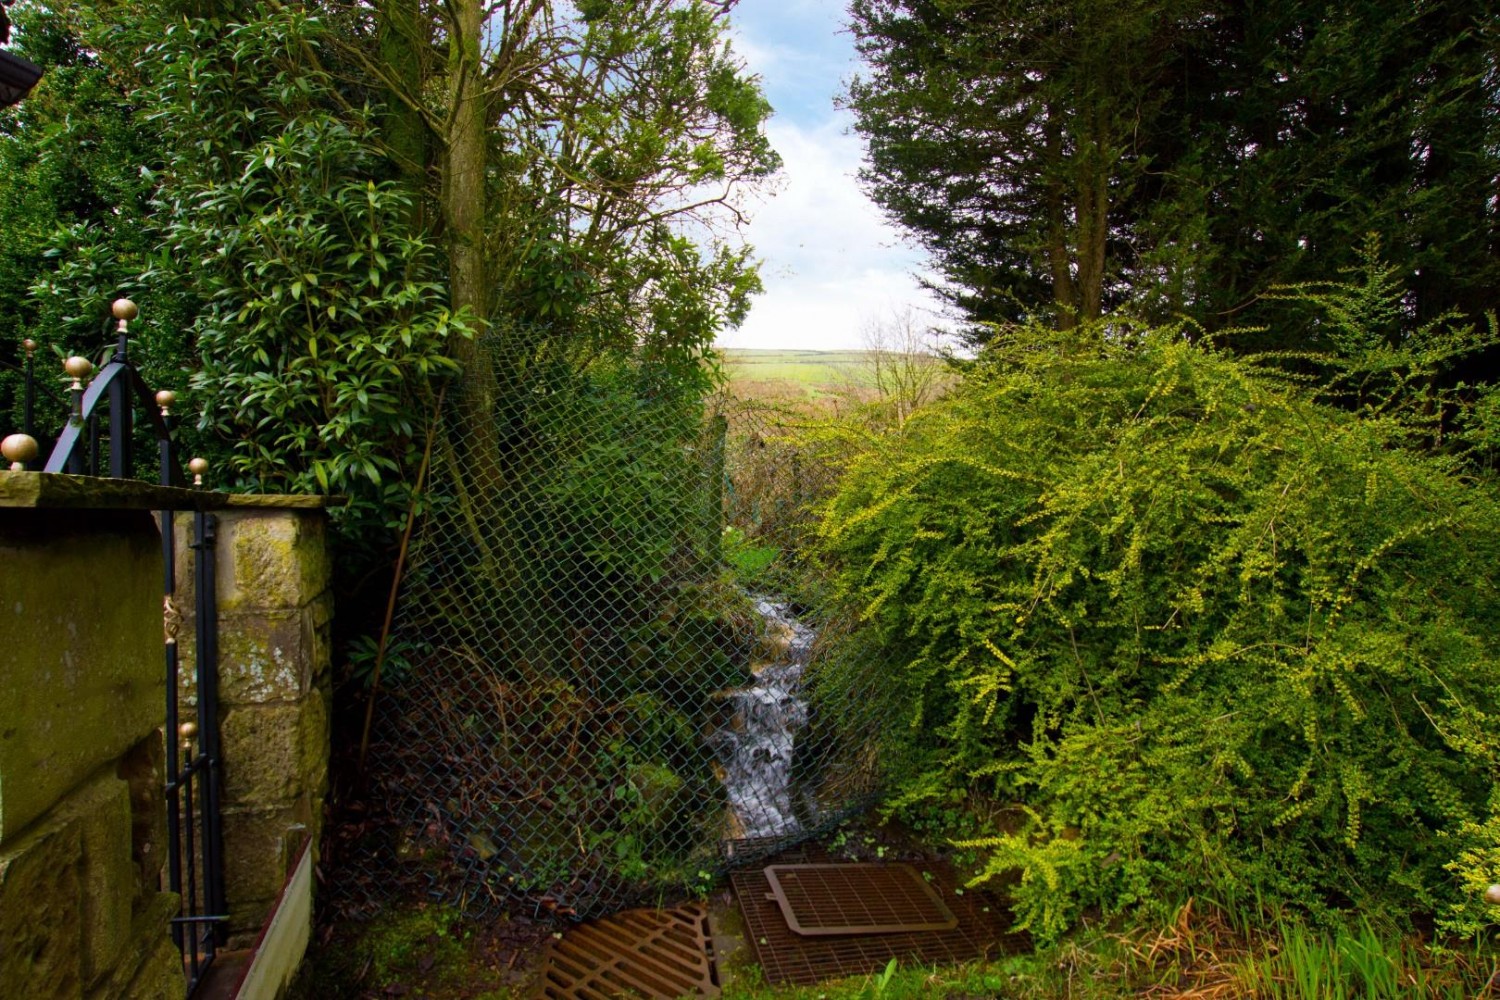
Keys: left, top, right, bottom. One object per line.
{"left": 387, "top": 349, "right": 754, "bottom": 894}
{"left": 1255, "top": 235, "right": 1499, "bottom": 436}
{"left": 347, "top": 632, "right": 427, "bottom": 690}
{"left": 846, "top": 0, "right": 1500, "bottom": 343}
{"left": 137, "top": 11, "right": 470, "bottom": 517}
{"left": 847, "top": 0, "right": 1201, "bottom": 331}
{"left": 1241, "top": 915, "right": 1478, "bottom": 1000}
{"left": 819, "top": 320, "right": 1500, "bottom": 938}
{"left": 285, "top": 903, "right": 501, "bottom": 1000}
{"left": 459, "top": 0, "right": 777, "bottom": 360}
{"left": 0, "top": 1, "right": 183, "bottom": 441}
{"left": 722, "top": 525, "right": 780, "bottom": 581}
{"left": 3, "top": 0, "right": 773, "bottom": 552}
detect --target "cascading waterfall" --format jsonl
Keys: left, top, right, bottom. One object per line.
{"left": 714, "top": 598, "right": 814, "bottom": 841}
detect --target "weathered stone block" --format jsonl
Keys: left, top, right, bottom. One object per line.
{"left": 223, "top": 514, "right": 299, "bottom": 611}
{"left": 164, "top": 510, "right": 204, "bottom": 613}
{"left": 85, "top": 893, "right": 182, "bottom": 1000}
{"left": 115, "top": 936, "right": 185, "bottom": 1000}
{"left": 218, "top": 511, "right": 330, "bottom": 612}
{"left": 295, "top": 511, "right": 331, "bottom": 603}
{"left": 306, "top": 596, "right": 334, "bottom": 681}
{"left": 0, "top": 509, "right": 163, "bottom": 842}
{"left": 218, "top": 610, "right": 306, "bottom": 703}
{"left": 70, "top": 774, "right": 135, "bottom": 986}
{"left": 221, "top": 689, "right": 327, "bottom": 806}
{"left": 222, "top": 805, "right": 308, "bottom": 937}
{"left": 117, "top": 734, "right": 167, "bottom": 897}
{"left": 308, "top": 591, "right": 334, "bottom": 629}
{"left": 0, "top": 813, "right": 83, "bottom": 998}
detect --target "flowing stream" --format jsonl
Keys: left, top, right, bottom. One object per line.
{"left": 713, "top": 597, "right": 814, "bottom": 841}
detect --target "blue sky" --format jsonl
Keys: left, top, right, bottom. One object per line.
{"left": 715, "top": 0, "right": 945, "bottom": 351}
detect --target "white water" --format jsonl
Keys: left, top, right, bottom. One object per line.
{"left": 714, "top": 598, "right": 813, "bottom": 840}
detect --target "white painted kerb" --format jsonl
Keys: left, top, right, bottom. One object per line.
{"left": 234, "top": 842, "right": 313, "bottom": 1000}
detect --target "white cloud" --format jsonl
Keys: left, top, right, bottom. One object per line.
{"left": 717, "top": 115, "right": 947, "bottom": 351}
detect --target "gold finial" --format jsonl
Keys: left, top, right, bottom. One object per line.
{"left": 178, "top": 721, "right": 198, "bottom": 741}
{"left": 188, "top": 456, "right": 208, "bottom": 487}
{"left": 1485, "top": 885, "right": 1500, "bottom": 906}
{"left": 111, "top": 298, "right": 138, "bottom": 331}
{"left": 155, "top": 389, "right": 177, "bottom": 416}
{"left": 21, "top": 338, "right": 36, "bottom": 357}
{"left": 63, "top": 356, "right": 92, "bottom": 390}
{"left": 1, "top": 433, "right": 38, "bottom": 471}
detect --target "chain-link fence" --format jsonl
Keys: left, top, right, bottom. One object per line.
{"left": 332, "top": 342, "right": 900, "bottom": 921}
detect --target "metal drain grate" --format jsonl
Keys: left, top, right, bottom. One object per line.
{"left": 764, "top": 864, "right": 958, "bottom": 935}
{"left": 537, "top": 904, "right": 720, "bottom": 999}
{"left": 732, "top": 859, "right": 1029, "bottom": 986}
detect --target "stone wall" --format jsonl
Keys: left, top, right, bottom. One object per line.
{"left": 0, "top": 475, "right": 335, "bottom": 998}
{"left": 174, "top": 499, "right": 333, "bottom": 947}
{"left": 0, "top": 503, "right": 186, "bottom": 999}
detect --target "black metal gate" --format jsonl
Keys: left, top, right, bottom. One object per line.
{"left": 12, "top": 299, "right": 228, "bottom": 995}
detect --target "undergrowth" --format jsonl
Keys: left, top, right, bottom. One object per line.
{"left": 721, "top": 899, "right": 1499, "bottom": 999}
{"left": 286, "top": 903, "right": 530, "bottom": 999}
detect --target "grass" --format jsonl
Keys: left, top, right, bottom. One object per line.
{"left": 289, "top": 894, "right": 1500, "bottom": 999}
{"left": 717, "top": 349, "right": 875, "bottom": 395}
{"left": 716, "top": 899, "right": 1499, "bottom": 999}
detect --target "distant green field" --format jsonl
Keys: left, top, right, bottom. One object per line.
{"left": 716, "top": 349, "right": 871, "bottom": 393}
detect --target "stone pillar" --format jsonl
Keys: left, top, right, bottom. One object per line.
{"left": 0, "top": 503, "right": 185, "bottom": 999}
{"left": 176, "top": 499, "right": 332, "bottom": 945}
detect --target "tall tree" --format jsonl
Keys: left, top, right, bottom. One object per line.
{"left": 846, "top": 0, "right": 1500, "bottom": 348}
{"left": 846, "top": 0, "right": 1209, "bottom": 332}
{"left": 2, "top": 0, "right": 776, "bottom": 501}
{"left": 341, "top": 0, "right": 779, "bottom": 444}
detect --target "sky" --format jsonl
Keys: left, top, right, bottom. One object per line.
{"left": 714, "top": 0, "right": 945, "bottom": 352}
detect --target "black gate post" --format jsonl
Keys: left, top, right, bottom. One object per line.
{"left": 192, "top": 501, "right": 229, "bottom": 943}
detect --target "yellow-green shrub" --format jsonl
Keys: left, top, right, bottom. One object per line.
{"left": 819, "top": 322, "right": 1500, "bottom": 938}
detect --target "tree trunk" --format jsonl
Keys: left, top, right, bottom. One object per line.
{"left": 1077, "top": 137, "right": 1109, "bottom": 324}
{"left": 442, "top": 0, "right": 501, "bottom": 482}
{"left": 1043, "top": 111, "right": 1078, "bottom": 330}
{"left": 377, "top": 0, "right": 429, "bottom": 221}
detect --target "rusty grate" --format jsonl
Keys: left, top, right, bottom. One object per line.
{"left": 764, "top": 864, "right": 958, "bottom": 935}
{"left": 732, "top": 859, "right": 1029, "bottom": 986}
{"left": 537, "top": 903, "right": 720, "bottom": 999}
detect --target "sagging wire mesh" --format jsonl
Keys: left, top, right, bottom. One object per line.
{"left": 333, "top": 341, "right": 899, "bottom": 921}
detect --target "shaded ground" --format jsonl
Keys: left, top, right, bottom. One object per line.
{"left": 286, "top": 902, "right": 552, "bottom": 1000}
{"left": 291, "top": 810, "right": 1500, "bottom": 998}
{"left": 291, "top": 816, "right": 965, "bottom": 999}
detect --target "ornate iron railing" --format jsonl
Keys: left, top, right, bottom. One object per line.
{"left": 3, "top": 299, "right": 227, "bottom": 997}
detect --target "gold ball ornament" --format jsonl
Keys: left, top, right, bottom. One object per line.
{"left": 63, "top": 356, "right": 93, "bottom": 381}
{"left": 111, "top": 298, "right": 139, "bottom": 322}
{"left": 2, "top": 433, "right": 38, "bottom": 471}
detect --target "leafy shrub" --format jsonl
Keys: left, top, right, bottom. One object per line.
{"left": 141, "top": 11, "right": 471, "bottom": 522}
{"left": 819, "top": 321, "right": 1500, "bottom": 938}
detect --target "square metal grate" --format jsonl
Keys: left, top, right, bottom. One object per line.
{"left": 537, "top": 904, "right": 720, "bottom": 999}
{"left": 764, "top": 864, "right": 958, "bottom": 935}
{"left": 732, "top": 858, "right": 1029, "bottom": 987}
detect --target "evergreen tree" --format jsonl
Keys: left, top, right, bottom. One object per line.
{"left": 846, "top": 0, "right": 1500, "bottom": 350}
